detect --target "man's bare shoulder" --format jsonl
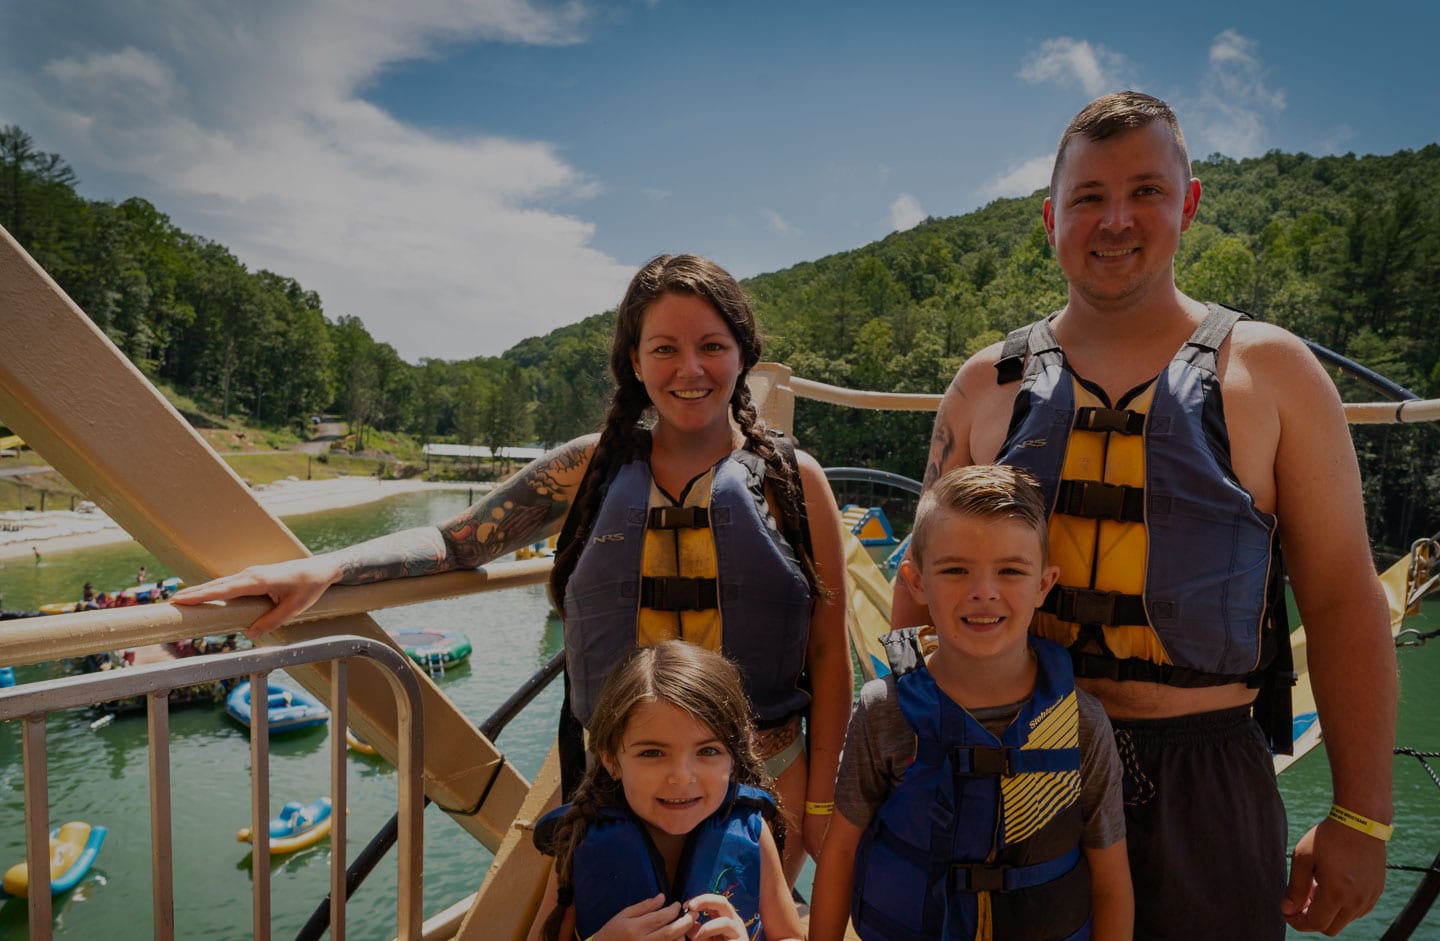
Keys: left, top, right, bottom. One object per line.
{"left": 1226, "top": 319, "right": 1338, "bottom": 402}
{"left": 938, "top": 337, "right": 1013, "bottom": 415}
{"left": 1228, "top": 318, "right": 1316, "bottom": 363}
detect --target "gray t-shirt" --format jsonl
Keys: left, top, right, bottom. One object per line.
{"left": 835, "top": 673, "right": 1126, "bottom": 850}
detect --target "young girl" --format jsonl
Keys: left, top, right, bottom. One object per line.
{"left": 529, "top": 641, "right": 803, "bottom": 941}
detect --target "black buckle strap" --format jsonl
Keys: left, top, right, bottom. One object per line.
{"left": 1074, "top": 406, "right": 1145, "bottom": 435}
{"left": 952, "top": 745, "right": 1010, "bottom": 776}
{"left": 1044, "top": 586, "right": 1148, "bottom": 626}
{"left": 1072, "top": 651, "right": 1264, "bottom": 688}
{"left": 1055, "top": 479, "right": 1145, "bottom": 523}
{"left": 639, "top": 576, "right": 718, "bottom": 611}
{"left": 647, "top": 506, "right": 710, "bottom": 530}
{"left": 951, "top": 863, "right": 1009, "bottom": 893}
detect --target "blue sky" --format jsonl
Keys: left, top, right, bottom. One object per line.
{"left": 1, "top": 1, "right": 1436, "bottom": 361}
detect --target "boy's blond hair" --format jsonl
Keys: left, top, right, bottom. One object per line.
{"left": 909, "top": 465, "right": 1049, "bottom": 566}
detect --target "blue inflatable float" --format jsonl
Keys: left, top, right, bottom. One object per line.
{"left": 225, "top": 681, "right": 330, "bottom": 734}
{"left": 237, "top": 797, "right": 334, "bottom": 854}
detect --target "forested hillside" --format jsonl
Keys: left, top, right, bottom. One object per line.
{"left": 3, "top": 124, "right": 1437, "bottom": 550}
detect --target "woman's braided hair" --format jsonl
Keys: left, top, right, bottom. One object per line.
{"left": 540, "top": 642, "right": 781, "bottom": 941}
{"left": 549, "top": 253, "right": 821, "bottom": 613}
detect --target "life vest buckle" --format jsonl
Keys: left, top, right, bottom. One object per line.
{"left": 647, "top": 506, "right": 711, "bottom": 530}
{"left": 1047, "top": 587, "right": 1148, "bottom": 626}
{"left": 1055, "top": 479, "right": 1145, "bottom": 523}
{"left": 951, "top": 744, "right": 1011, "bottom": 776}
{"left": 640, "top": 576, "right": 718, "bottom": 611}
{"left": 1074, "top": 406, "right": 1146, "bottom": 435}
{"left": 950, "top": 862, "right": 1010, "bottom": 893}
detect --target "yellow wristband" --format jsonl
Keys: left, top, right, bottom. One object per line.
{"left": 805, "top": 800, "right": 835, "bottom": 816}
{"left": 1328, "top": 804, "right": 1393, "bottom": 842}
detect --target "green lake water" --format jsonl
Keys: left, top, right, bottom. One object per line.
{"left": 1, "top": 490, "right": 1437, "bottom": 939}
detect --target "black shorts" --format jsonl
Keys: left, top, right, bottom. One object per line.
{"left": 1112, "top": 706, "right": 1288, "bottom": 940}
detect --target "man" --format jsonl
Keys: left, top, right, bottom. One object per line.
{"left": 893, "top": 91, "right": 1396, "bottom": 938}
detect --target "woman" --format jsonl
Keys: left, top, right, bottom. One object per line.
{"left": 173, "top": 254, "right": 851, "bottom": 877}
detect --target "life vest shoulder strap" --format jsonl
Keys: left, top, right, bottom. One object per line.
{"left": 995, "top": 312, "right": 1064, "bottom": 385}
{"left": 1187, "top": 302, "right": 1248, "bottom": 353}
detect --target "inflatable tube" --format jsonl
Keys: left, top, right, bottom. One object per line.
{"left": 237, "top": 798, "right": 334, "bottom": 854}
{"left": 38, "top": 601, "right": 86, "bottom": 615}
{"left": 0, "top": 821, "right": 107, "bottom": 898}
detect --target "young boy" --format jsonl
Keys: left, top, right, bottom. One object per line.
{"left": 811, "top": 465, "right": 1132, "bottom": 940}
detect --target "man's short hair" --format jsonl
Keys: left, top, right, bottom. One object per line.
{"left": 1051, "top": 90, "right": 1191, "bottom": 194}
{"left": 910, "top": 465, "right": 1049, "bottom": 566}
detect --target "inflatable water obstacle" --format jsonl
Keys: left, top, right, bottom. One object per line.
{"left": 387, "top": 628, "right": 472, "bottom": 670}
{"left": 840, "top": 504, "right": 899, "bottom": 546}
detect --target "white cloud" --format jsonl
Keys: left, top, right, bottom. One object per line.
{"left": 0, "top": 1, "right": 634, "bottom": 361}
{"left": 1191, "top": 29, "right": 1286, "bottom": 159}
{"left": 887, "top": 193, "right": 926, "bottom": 232}
{"left": 977, "top": 154, "right": 1054, "bottom": 200}
{"left": 1019, "top": 38, "right": 1130, "bottom": 97}
{"left": 1319, "top": 125, "right": 1356, "bottom": 155}
{"left": 761, "top": 208, "right": 796, "bottom": 236}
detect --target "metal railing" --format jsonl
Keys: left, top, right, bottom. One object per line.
{"left": 0, "top": 636, "right": 425, "bottom": 941}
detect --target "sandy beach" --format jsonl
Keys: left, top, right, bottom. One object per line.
{"left": 0, "top": 476, "right": 487, "bottom": 563}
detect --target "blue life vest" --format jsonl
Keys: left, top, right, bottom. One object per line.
{"left": 852, "top": 628, "right": 1091, "bottom": 941}
{"left": 536, "top": 782, "right": 773, "bottom": 940}
{"left": 993, "top": 304, "right": 1283, "bottom": 689}
{"left": 561, "top": 444, "right": 812, "bottom": 726}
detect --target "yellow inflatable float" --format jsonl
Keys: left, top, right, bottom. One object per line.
{"left": 0, "top": 821, "right": 107, "bottom": 898}
{"left": 237, "top": 798, "right": 334, "bottom": 855}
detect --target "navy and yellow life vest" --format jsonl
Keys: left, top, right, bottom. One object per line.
{"left": 993, "top": 304, "right": 1287, "bottom": 697}
{"left": 852, "top": 628, "right": 1091, "bottom": 941}
{"left": 561, "top": 443, "right": 812, "bottom": 726}
{"left": 535, "top": 782, "right": 774, "bottom": 940}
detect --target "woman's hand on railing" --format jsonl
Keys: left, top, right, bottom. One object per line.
{"left": 171, "top": 555, "right": 342, "bottom": 639}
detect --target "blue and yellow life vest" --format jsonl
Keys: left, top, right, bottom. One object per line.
{"left": 852, "top": 628, "right": 1091, "bottom": 941}
{"left": 561, "top": 444, "right": 812, "bottom": 726}
{"left": 536, "top": 783, "right": 774, "bottom": 941}
{"left": 993, "top": 304, "right": 1285, "bottom": 692}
